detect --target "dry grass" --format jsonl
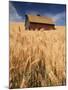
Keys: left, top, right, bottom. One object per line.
{"left": 9, "top": 22, "right": 66, "bottom": 88}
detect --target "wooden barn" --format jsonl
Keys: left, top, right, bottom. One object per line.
{"left": 25, "top": 14, "right": 55, "bottom": 30}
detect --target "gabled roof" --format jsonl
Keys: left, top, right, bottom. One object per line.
{"left": 26, "top": 14, "right": 54, "bottom": 24}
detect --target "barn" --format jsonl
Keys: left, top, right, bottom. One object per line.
{"left": 25, "top": 14, "right": 56, "bottom": 30}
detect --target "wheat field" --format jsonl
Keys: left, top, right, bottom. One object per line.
{"left": 9, "top": 22, "right": 66, "bottom": 88}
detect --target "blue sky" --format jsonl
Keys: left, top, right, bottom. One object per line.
{"left": 9, "top": 1, "right": 66, "bottom": 26}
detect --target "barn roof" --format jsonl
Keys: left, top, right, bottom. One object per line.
{"left": 26, "top": 15, "right": 54, "bottom": 24}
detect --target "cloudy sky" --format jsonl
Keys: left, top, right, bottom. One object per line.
{"left": 9, "top": 1, "right": 66, "bottom": 26}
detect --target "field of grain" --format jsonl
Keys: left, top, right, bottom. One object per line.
{"left": 9, "top": 22, "right": 66, "bottom": 88}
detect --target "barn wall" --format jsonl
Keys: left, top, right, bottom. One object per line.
{"left": 29, "top": 22, "right": 55, "bottom": 30}
{"left": 25, "top": 15, "right": 30, "bottom": 30}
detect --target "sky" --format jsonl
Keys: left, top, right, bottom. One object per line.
{"left": 9, "top": 1, "right": 66, "bottom": 26}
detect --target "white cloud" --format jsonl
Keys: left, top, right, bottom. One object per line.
{"left": 26, "top": 10, "right": 39, "bottom": 15}
{"left": 9, "top": 2, "right": 23, "bottom": 22}
{"left": 44, "top": 12, "right": 65, "bottom": 25}
{"left": 53, "top": 12, "right": 65, "bottom": 22}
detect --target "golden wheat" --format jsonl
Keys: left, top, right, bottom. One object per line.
{"left": 9, "top": 22, "right": 66, "bottom": 88}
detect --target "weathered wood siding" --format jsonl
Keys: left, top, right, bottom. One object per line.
{"left": 29, "top": 22, "right": 55, "bottom": 30}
